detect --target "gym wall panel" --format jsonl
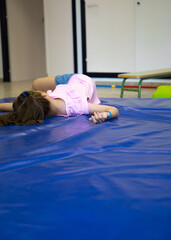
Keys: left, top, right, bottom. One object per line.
{"left": 43, "top": 0, "right": 74, "bottom": 76}
{"left": 6, "top": 0, "right": 46, "bottom": 81}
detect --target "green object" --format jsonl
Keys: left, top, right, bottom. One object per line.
{"left": 152, "top": 86, "right": 171, "bottom": 98}
{"left": 120, "top": 77, "right": 146, "bottom": 98}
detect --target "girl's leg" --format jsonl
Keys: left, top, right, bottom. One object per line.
{"left": 32, "top": 76, "right": 56, "bottom": 92}
{"left": 0, "top": 103, "right": 13, "bottom": 112}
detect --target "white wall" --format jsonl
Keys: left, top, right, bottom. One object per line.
{"left": 0, "top": 24, "right": 3, "bottom": 78}
{"left": 43, "top": 0, "right": 74, "bottom": 76}
{"left": 76, "top": 0, "right": 171, "bottom": 74}
{"left": 6, "top": 0, "right": 46, "bottom": 81}
{"left": 5, "top": 0, "right": 170, "bottom": 82}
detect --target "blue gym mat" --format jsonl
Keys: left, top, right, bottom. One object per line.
{"left": 0, "top": 98, "right": 171, "bottom": 240}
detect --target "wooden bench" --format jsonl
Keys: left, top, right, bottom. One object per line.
{"left": 118, "top": 68, "right": 171, "bottom": 98}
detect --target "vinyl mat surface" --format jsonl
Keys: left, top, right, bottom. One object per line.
{"left": 0, "top": 98, "right": 171, "bottom": 240}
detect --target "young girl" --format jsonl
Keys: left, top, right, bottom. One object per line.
{"left": 0, "top": 74, "right": 119, "bottom": 126}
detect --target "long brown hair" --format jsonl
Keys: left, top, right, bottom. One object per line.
{"left": 0, "top": 91, "right": 50, "bottom": 126}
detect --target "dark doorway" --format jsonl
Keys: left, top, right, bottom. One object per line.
{"left": 0, "top": 0, "right": 10, "bottom": 82}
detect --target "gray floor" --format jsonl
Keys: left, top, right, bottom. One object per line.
{"left": 0, "top": 79, "right": 157, "bottom": 99}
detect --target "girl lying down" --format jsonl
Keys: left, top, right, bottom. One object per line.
{"left": 0, "top": 74, "right": 119, "bottom": 126}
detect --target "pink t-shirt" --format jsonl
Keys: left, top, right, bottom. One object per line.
{"left": 47, "top": 74, "right": 101, "bottom": 117}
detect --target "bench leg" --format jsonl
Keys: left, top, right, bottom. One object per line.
{"left": 120, "top": 78, "right": 127, "bottom": 98}
{"left": 138, "top": 79, "right": 144, "bottom": 98}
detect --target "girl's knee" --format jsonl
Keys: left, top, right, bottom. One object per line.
{"left": 32, "top": 78, "right": 44, "bottom": 91}
{"left": 32, "top": 77, "right": 56, "bottom": 92}
{"left": 32, "top": 78, "right": 41, "bottom": 91}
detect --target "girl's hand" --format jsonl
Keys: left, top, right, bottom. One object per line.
{"left": 88, "top": 103, "right": 119, "bottom": 123}
{"left": 89, "top": 112, "right": 108, "bottom": 124}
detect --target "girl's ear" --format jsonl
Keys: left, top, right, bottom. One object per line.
{"left": 40, "top": 92, "right": 51, "bottom": 102}
{"left": 41, "top": 92, "right": 47, "bottom": 98}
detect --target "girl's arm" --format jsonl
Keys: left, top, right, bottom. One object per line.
{"left": 0, "top": 103, "right": 13, "bottom": 112}
{"left": 88, "top": 103, "right": 119, "bottom": 124}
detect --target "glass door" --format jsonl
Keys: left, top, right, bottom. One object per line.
{"left": 82, "top": 0, "right": 135, "bottom": 77}
{"left": 135, "top": 0, "right": 171, "bottom": 71}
